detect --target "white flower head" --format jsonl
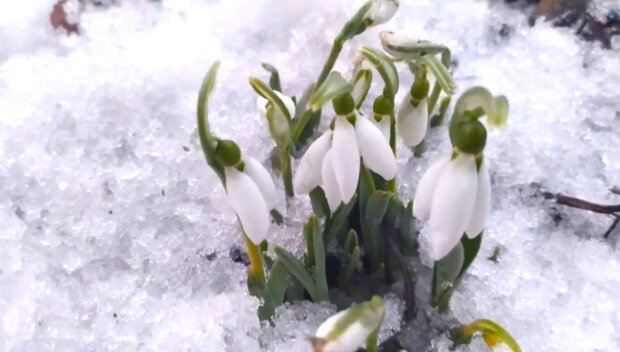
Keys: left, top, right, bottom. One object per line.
{"left": 225, "top": 156, "right": 277, "bottom": 244}
{"left": 368, "top": 0, "right": 399, "bottom": 26}
{"left": 379, "top": 31, "right": 420, "bottom": 59}
{"left": 413, "top": 153, "right": 490, "bottom": 260}
{"left": 397, "top": 93, "right": 428, "bottom": 147}
{"left": 311, "top": 296, "right": 385, "bottom": 352}
{"left": 293, "top": 108, "right": 396, "bottom": 213}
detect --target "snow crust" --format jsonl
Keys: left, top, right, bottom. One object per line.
{"left": 0, "top": 0, "right": 619, "bottom": 351}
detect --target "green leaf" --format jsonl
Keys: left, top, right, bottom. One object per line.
{"left": 432, "top": 242, "right": 464, "bottom": 304}
{"left": 344, "top": 229, "right": 359, "bottom": 255}
{"left": 363, "top": 191, "right": 391, "bottom": 270}
{"left": 197, "top": 61, "right": 224, "bottom": 181}
{"left": 324, "top": 195, "right": 357, "bottom": 245}
{"left": 418, "top": 55, "right": 456, "bottom": 95}
{"left": 453, "top": 87, "right": 509, "bottom": 128}
{"left": 432, "top": 234, "right": 483, "bottom": 311}
{"left": 358, "top": 165, "right": 376, "bottom": 216}
{"left": 359, "top": 46, "right": 399, "bottom": 98}
{"left": 261, "top": 62, "right": 282, "bottom": 92}
{"left": 266, "top": 260, "right": 289, "bottom": 305}
{"left": 309, "top": 216, "right": 329, "bottom": 301}
{"left": 398, "top": 200, "right": 418, "bottom": 256}
{"left": 274, "top": 246, "right": 320, "bottom": 302}
{"left": 307, "top": 71, "right": 353, "bottom": 112}
{"left": 309, "top": 187, "right": 330, "bottom": 219}
{"left": 351, "top": 69, "right": 373, "bottom": 109}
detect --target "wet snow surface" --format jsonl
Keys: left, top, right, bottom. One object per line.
{"left": 1, "top": 0, "right": 619, "bottom": 351}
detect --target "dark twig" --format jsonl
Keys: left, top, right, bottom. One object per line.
{"left": 552, "top": 192, "right": 620, "bottom": 239}
{"left": 554, "top": 194, "right": 620, "bottom": 214}
{"left": 603, "top": 216, "right": 620, "bottom": 240}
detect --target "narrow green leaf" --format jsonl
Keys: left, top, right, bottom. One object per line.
{"left": 261, "top": 62, "right": 282, "bottom": 92}
{"left": 344, "top": 229, "right": 359, "bottom": 255}
{"left": 358, "top": 165, "right": 376, "bottom": 216}
{"left": 274, "top": 246, "right": 320, "bottom": 302}
{"left": 363, "top": 191, "right": 391, "bottom": 270}
{"left": 419, "top": 55, "right": 456, "bottom": 94}
{"left": 398, "top": 200, "right": 418, "bottom": 256}
{"left": 266, "top": 260, "right": 289, "bottom": 305}
{"left": 307, "top": 72, "right": 353, "bottom": 112}
{"left": 351, "top": 69, "right": 373, "bottom": 109}
{"left": 310, "top": 216, "right": 329, "bottom": 301}
{"left": 309, "top": 187, "right": 330, "bottom": 219}
{"left": 359, "top": 46, "right": 399, "bottom": 98}
{"left": 324, "top": 195, "right": 357, "bottom": 245}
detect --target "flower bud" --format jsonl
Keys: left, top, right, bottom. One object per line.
{"left": 214, "top": 139, "right": 242, "bottom": 167}
{"left": 368, "top": 0, "right": 399, "bottom": 26}
{"left": 311, "top": 296, "right": 385, "bottom": 352}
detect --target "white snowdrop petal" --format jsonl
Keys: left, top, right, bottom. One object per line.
{"left": 412, "top": 156, "right": 450, "bottom": 221}
{"left": 274, "top": 91, "right": 296, "bottom": 118}
{"left": 397, "top": 95, "right": 428, "bottom": 147}
{"left": 256, "top": 96, "right": 268, "bottom": 115}
{"left": 225, "top": 167, "right": 270, "bottom": 244}
{"left": 465, "top": 159, "right": 491, "bottom": 238}
{"left": 293, "top": 130, "right": 332, "bottom": 195}
{"left": 321, "top": 150, "right": 342, "bottom": 213}
{"left": 428, "top": 154, "right": 478, "bottom": 260}
{"left": 373, "top": 116, "right": 391, "bottom": 142}
{"left": 355, "top": 116, "right": 396, "bottom": 180}
{"left": 331, "top": 116, "right": 360, "bottom": 203}
{"left": 315, "top": 310, "right": 347, "bottom": 338}
{"left": 324, "top": 321, "right": 371, "bottom": 352}
{"left": 369, "top": 0, "right": 399, "bottom": 26}
{"left": 243, "top": 156, "right": 277, "bottom": 210}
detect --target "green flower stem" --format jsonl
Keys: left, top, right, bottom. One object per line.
{"left": 365, "top": 328, "right": 380, "bottom": 352}
{"left": 278, "top": 146, "right": 294, "bottom": 198}
{"left": 427, "top": 51, "right": 451, "bottom": 115}
{"left": 244, "top": 232, "right": 266, "bottom": 285}
{"left": 316, "top": 32, "right": 346, "bottom": 88}
{"left": 291, "top": 109, "right": 314, "bottom": 146}
{"left": 386, "top": 110, "right": 397, "bottom": 193}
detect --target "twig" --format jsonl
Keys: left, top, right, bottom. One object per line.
{"left": 552, "top": 193, "right": 620, "bottom": 239}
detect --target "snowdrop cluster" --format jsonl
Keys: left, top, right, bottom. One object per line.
{"left": 197, "top": 0, "right": 515, "bottom": 350}
{"left": 294, "top": 94, "right": 396, "bottom": 212}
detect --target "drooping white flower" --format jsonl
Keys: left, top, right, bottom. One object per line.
{"left": 368, "top": 0, "right": 399, "bottom": 26}
{"left": 225, "top": 157, "right": 277, "bottom": 244}
{"left": 293, "top": 130, "right": 333, "bottom": 195}
{"left": 355, "top": 115, "right": 397, "bottom": 180}
{"left": 293, "top": 113, "right": 396, "bottom": 212}
{"left": 329, "top": 116, "right": 360, "bottom": 204}
{"left": 397, "top": 93, "right": 428, "bottom": 147}
{"left": 379, "top": 31, "right": 419, "bottom": 59}
{"left": 413, "top": 153, "right": 491, "bottom": 260}
{"left": 311, "top": 296, "right": 385, "bottom": 352}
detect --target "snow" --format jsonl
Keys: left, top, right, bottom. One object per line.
{"left": 0, "top": 0, "right": 619, "bottom": 351}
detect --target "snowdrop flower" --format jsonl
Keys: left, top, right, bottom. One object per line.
{"left": 311, "top": 296, "right": 385, "bottom": 352}
{"left": 293, "top": 94, "right": 396, "bottom": 212}
{"left": 397, "top": 71, "right": 429, "bottom": 147}
{"left": 379, "top": 31, "right": 419, "bottom": 59}
{"left": 217, "top": 140, "right": 277, "bottom": 244}
{"left": 413, "top": 153, "right": 490, "bottom": 260}
{"left": 256, "top": 91, "right": 295, "bottom": 145}
{"left": 367, "top": 0, "right": 399, "bottom": 26}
